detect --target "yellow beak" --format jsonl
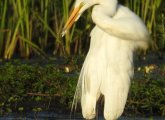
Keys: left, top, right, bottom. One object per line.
{"left": 62, "top": 2, "right": 84, "bottom": 37}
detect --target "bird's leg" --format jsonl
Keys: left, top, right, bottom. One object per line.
{"left": 81, "top": 93, "right": 96, "bottom": 119}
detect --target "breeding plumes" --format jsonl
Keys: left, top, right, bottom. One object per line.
{"left": 62, "top": 0, "right": 150, "bottom": 119}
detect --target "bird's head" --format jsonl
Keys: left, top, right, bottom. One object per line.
{"left": 61, "top": 0, "right": 117, "bottom": 37}
{"left": 61, "top": 0, "right": 99, "bottom": 36}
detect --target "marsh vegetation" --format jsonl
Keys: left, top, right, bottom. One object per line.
{"left": 0, "top": 0, "right": 164, "bottom": 119}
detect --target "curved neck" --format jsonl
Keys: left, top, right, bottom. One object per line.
{"left": 98, "top": 0, "right": 118, "bottom": 16}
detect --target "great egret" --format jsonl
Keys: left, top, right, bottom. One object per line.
{"left": 62, "top": 0, "right": 150, "bottom": 119}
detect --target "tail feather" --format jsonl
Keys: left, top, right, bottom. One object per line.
{"left": 71, "top": 66, "right": 84, "bottom": 114}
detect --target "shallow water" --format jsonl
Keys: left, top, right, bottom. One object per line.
{"left": 1, "top": 117, "right": 165, "bottom": 120}
{"left": 0, "top": 112, "right": 164, "bottom": 120}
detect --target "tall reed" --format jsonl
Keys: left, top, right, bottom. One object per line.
{"left": 156, "top": 2, "right": 165, "bottom": 51}
{"left": 0, "top": 0, "right": 49, "bottom": 59}
{"left": 62, "top": 0, "right": 77, "bottom": 55}
{"left": 0, "top": 0, "right": 7, "bottom": 56}
{"left": 0, "top": 0, "right": 163, "bottom": 59}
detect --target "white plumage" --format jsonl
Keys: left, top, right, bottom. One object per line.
{"left": 62, "top": 0, "right": 150, "bottom": 119}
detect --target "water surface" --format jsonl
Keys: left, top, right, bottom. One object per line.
{"left": 0, "top": 112, "right": 164, "bottom": 120}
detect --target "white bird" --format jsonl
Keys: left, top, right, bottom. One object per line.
{"left": 62, "top": 0, "right": 150, "bottom": 119}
